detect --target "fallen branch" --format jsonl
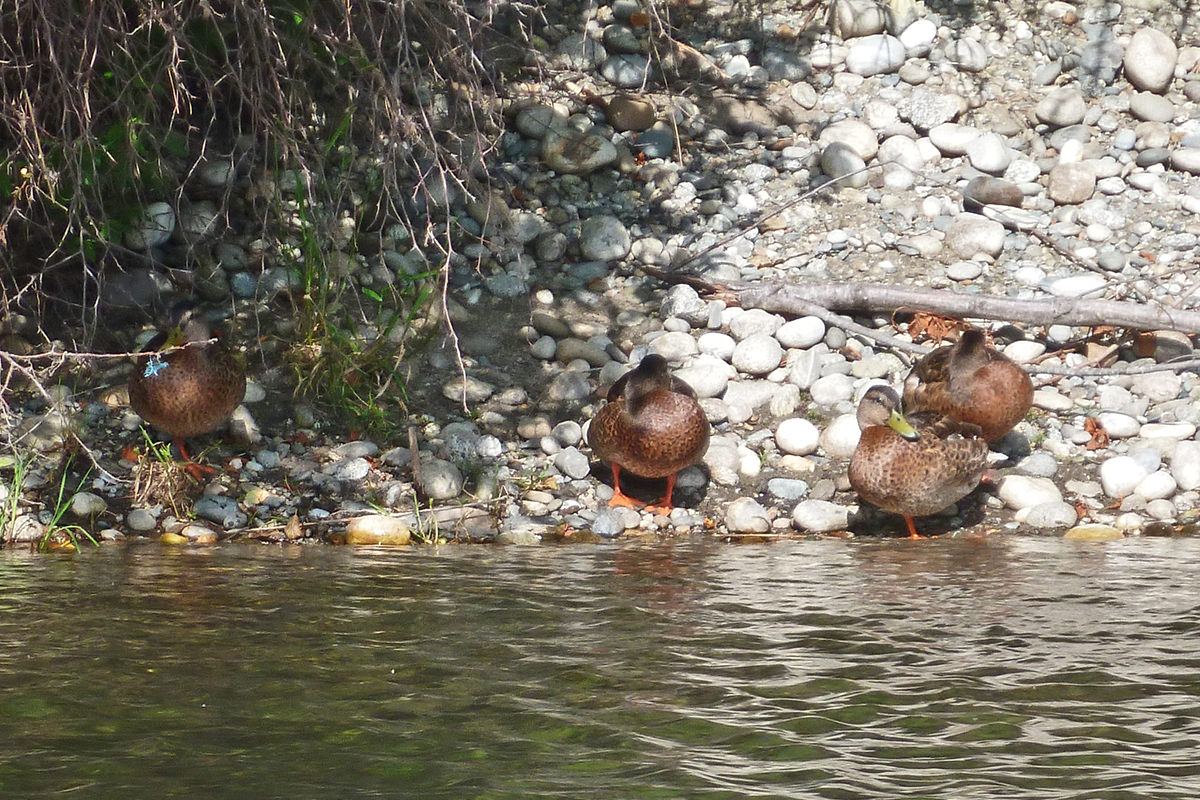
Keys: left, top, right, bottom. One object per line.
{"left": 640, "top": 266, "right": 1200, "bottom": 377}
{"left": 732, "top": 281, "right": 1200, "bottom": 335}
{"left": 642, "top": 266, "right": 1200, "bottom": 336}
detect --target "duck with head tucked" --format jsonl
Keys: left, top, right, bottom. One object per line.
{"left": 849, "top": 385, "right": 989, "bottom": 539}
{"left": 903, "top": 328, "right": 1033, "bottom": 443}
{"left": 587, "top": 354, "right": 710, "bottom": 513}
{"left": 128, "top": 302, "right": 246, "bottom": 479}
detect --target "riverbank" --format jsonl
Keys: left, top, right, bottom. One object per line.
{"left": 6, "top": 0, "right": 1200, "bottom": 547}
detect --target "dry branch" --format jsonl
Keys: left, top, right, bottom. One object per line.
{"left": 643, "top": 266, "right": 1200, "bottom": 335}
{"left": 735, "top": 282, "right": 1200, "bottom": 334}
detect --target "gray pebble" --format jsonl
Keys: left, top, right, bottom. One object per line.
{"left": 791, "top": 499, "right": 851, "bottom": 532}
{"left": 418, "top": 458, "right": 464, "bottom": 500}
{"left": 1034, "top": 87, "right": 1085, "bottom": 127}
{"left": 767, "top": 478, "right": 810, "bottom": 501}
{"left": 600, "top": 54, "right": 650, "bottom": 88}
{"left": 1024, "top": 502, "right": 1078, "bottom": 529}
{"left": 580, "top": 215, "right": 631, "bottom": 261}
{"left": 193, "top": 495, "right": 248, "bottom": 529}
{"left": 126, "top": 508, "right": 159, "bottom": 532}
{"left": 553, "top": 447, "right": 591, "bottom": 480}
{"left": 725, "top": 497, "right": 771, "bottom": 533}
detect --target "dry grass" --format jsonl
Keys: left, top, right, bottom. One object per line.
{"left": 0, "top": 0, "right": 524, "bottom": 445}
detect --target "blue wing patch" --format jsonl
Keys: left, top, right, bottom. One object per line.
{"left": 143, "top": 355, "right": 168, "bottom": 378}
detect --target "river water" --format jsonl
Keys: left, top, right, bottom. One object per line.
{"left": 1, "top": 535, "right": 1198, "bottom": 798}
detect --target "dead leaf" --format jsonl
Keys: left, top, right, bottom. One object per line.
{"left": 285, "top": 514, "right": 304, "bottom": 540}
{"left": 1083, "top": 417, "right": 1110, "bottom": 451}
{"left": 898, "top": 310, "right": 966, "bottom": 344}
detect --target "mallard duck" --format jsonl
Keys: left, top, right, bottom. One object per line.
{"left": 849, "top": 385, "right": 989, "bottom": 538}
{"left": 587, "top": 354, "right": 709, "bottom": 513}
{"left": 128, "top": 302, "right": 245, "bottom": 478}
{"left": 903, "top": 328, "right": 1033, "bottom": 443}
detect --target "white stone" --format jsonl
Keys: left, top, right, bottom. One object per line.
{"left": 775, "top": 316, "right": 826, "bottom": 349}
{"left": 844, "top": 34, "right": 907, "bottom": 76}
{"left": 1124, "top": 28, "right": 1177, "bottom": 93}
{"left": 997, "top": 475, "right": 1062, "bottom": 510}
{"left": 946, "top": 261, "right": 983, "bottom": 281}
{"left": 1003, "top": 340, "right": 1047, "bottom": 363}
{"left": 1170, "top": 441, "right": 1200, "bottom": 491}
{"left": 928, "top": 123, "right": 980, "bottom": 156}
{"left": 648, "top": 331, "right": 699, "bottom": 360}
{"left": 966, "top": 132, "right": 1011, "bottom": 174}
{"left": 788, "top": 350, "right": 822, "bottom": 390}
{"left": 946, "top": 37, "right": 987, "bottom": 72}
{"left": 703, "top": 436, "right": 741, "bottom": 485}
{"left": 810, "top": 374, "right": 856, "bottom": 406}
{"left": 776, "top": 418, "right": 820, "bottom": 456}
{"left": 820, "top": 413, "right": 862, "bottom": 458}
{"left": 1131, "top": 371, "right": 1182, "bottom": 403}
{"left": 831, "top": 0, "right": 886, "bottom": 38}
{"left": 945, "top": 213, "right": 1006, "bottom": 258}
{"left": 1135, "top": 470, "right": 1177, "bottom": 501}
{"left": 792, "top": 499, "right": 852, "bottom": 532}
{"left": 1147, "top": 499, "right": 1177, "bottom": 520}
{"left": 1141, "top": 422, "right": 1195, "bottom": 440}
{"left": 1100, "top": 455, "right": 1150, "bottom": 499}
{"left": 818, "top": 119, "right": 879, "bottom": 161}
{"left": 179, "top": 201, "right": 220, "bottom": 238}
{"left": 729, "top": 309, "right": 783, "bottom": 340}
{"left": 898, "top": 18, "right": 937, "bottom": 50}
{"left": 697, "top": 332, "right": 736, "bottom": 361}
{"left": 1097, "top": 411, "right": 1141, "bottom": 439}
{"left": 674, "top": 356, "right": 731, "bottom": 399}
{"left": 732, "top": 334, "right": 785, "bottom": 376}
{"left": 1048, "top": 273, "right": 1107, "bottom": 298}
{"left": 820, "top": 143, "right": 868, "bottom": 187}
{"left": 1129, "top": 92, "right": 1175, "bottom": 123}
{"left": 1170, "top": 149, "right": 1200, "bottom": 175}
{"left": 1032, "top": 388, "right": 1073, "bottom": 411}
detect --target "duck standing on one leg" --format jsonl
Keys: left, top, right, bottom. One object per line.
{"left": 587, "top": 354, "right": 710, "bottom": 514}
{"left": 849, "top": 385, "right": 989, "bottom": 539}
{"left": 128, "top": 302, "right": 246, "bottom": 480}
{"left": 903, "top": 328, "right": 1033, "bottom": 443}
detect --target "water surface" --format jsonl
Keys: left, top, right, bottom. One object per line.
{"left": 1, "top": 536, "right": 1198, "bottom": 798}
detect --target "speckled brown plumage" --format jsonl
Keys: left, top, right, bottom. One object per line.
{"left": 903, "top": 329, "right": 1033, "bottom": 443}
{"left": 129, "top": 304, "right": 245, "bottom": 472}
{"left": 588, "top": 354, "right": 709, "bottom": 511}
{"left": 849, "top": 385, "right": 989, "bottom": 538}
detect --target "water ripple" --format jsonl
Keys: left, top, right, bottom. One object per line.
{"left": 0, "top": 537, "right": 1198, "bottom": 798}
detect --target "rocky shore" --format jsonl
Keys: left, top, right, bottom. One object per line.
{"left": 7, "top": 0, "right": 1200, "bottom": 546}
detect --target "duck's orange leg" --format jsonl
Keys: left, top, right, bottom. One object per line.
{"left": 175, "top": 438, "right": 217, "bottom": 481}
{"left": 646, "top": 473, "right": 678, "bottom": 516}
{"left": 607, "top": 463, "right": 643, "bottom": 509}
{"left": 904, "top": 515, "right": 923, "bottom": 539}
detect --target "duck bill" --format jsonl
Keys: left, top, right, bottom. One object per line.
{"left": 887, "top": 409, "right": 919, "bottom": 441}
